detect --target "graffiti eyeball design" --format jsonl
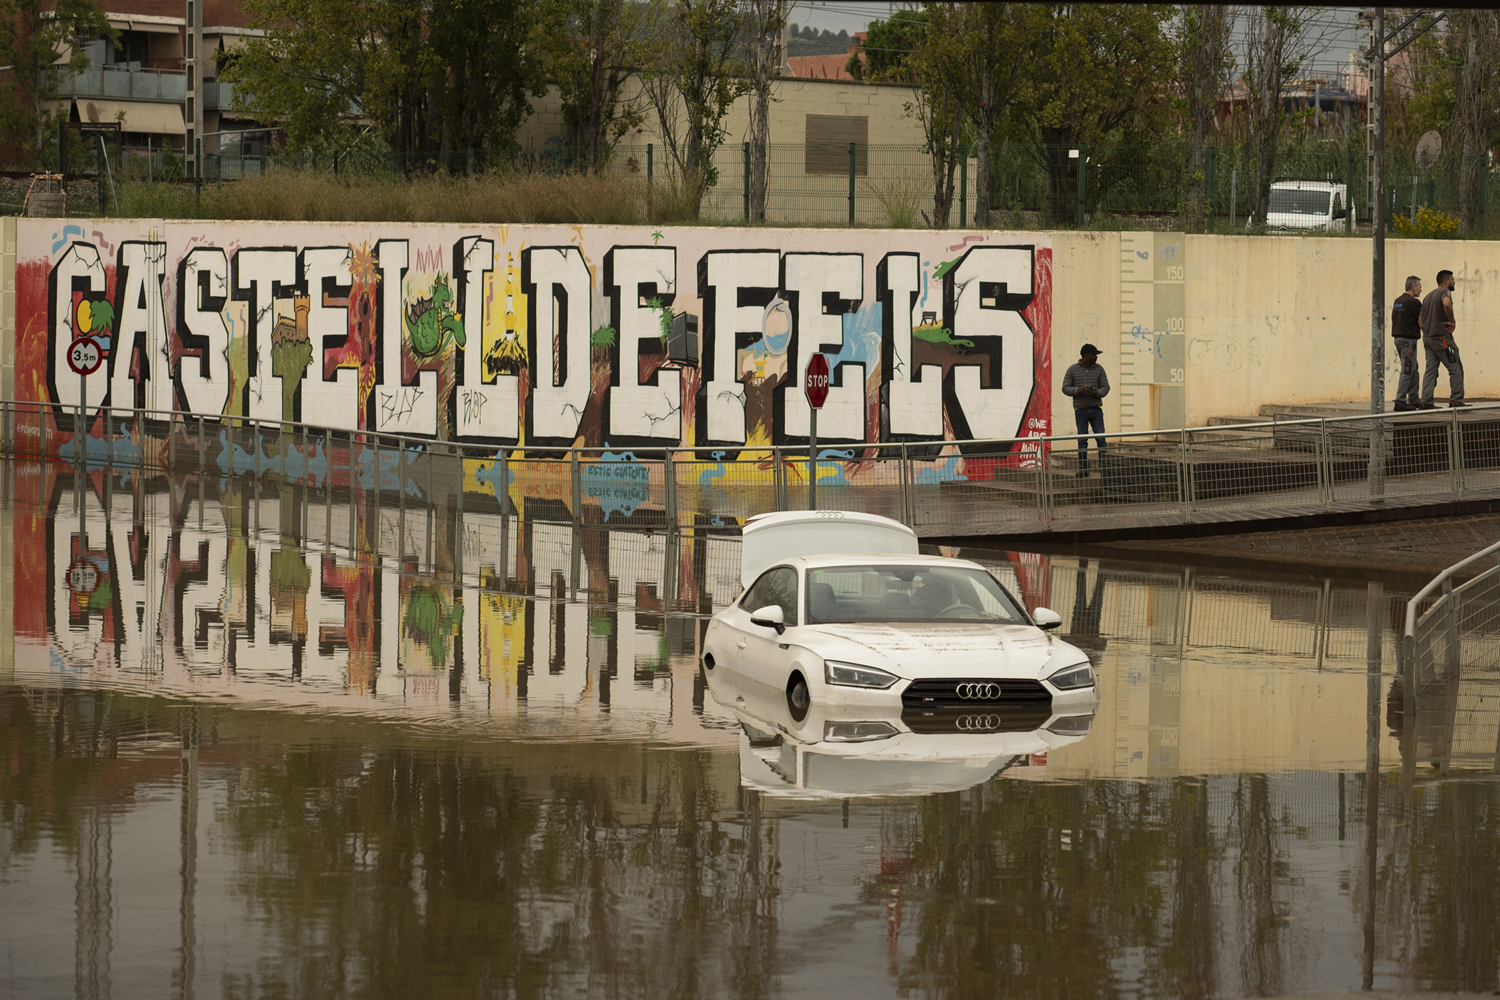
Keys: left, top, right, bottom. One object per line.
{"left": 761, "top": 297, "right": 792, "bottom": 355}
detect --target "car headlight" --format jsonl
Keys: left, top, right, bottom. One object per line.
{"left": 823, "top": 720, "right": 898, "bottom": 743}
{"left": 1048, "top": 714, "right": 1094, "bottom": 735}
{"left": 824, "top": 660, "right": 900, "bottom": 689}
{"left": 1047, "top": 661, "right": 1096, "bottom": 690}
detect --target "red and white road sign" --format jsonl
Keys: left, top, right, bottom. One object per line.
{"left": 66, "top": 557, "right": 99, "bottom": 594}
{"left": 805, "top": 353, "right": 830, "bottom": 410}
{"left": 67, "top": 336, "right": 103, "bottom": 377}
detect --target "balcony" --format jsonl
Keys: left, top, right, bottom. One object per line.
{"left": 56, "top": 67, "right": 186, "bottom": 103}
{"left": 203, "top": 80, "right": 235, "bottom": 110}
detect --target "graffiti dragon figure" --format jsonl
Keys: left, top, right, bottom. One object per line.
{"left": 404, "top": 273, "right": 466, "bottom": 358}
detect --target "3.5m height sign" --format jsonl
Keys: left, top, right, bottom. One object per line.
{"left": 15, "top": 221, "right": 1051, "bottom": 454}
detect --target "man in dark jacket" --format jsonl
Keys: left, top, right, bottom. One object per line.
{"left": 1062, "top": 343, "right": 1110, "bottom": 477}
{"left": 1391, "top": 275, "right": 1423, "bottom": 411}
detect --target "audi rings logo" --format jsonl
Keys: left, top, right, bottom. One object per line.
{"left": 955, "top": 714, "right": 1002, "bottom": 731}
{"left": 955, "top": 682, "right": 1002, "bottom": 700}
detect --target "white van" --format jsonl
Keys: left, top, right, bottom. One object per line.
{"left": 1254, "top": 179, "right": 1355, "bottom": 233}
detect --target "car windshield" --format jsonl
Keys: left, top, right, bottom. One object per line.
{"left": 805, "top": 564, "right": 1028, "bottom": 624}
{"left": 1268, "top": 189, "right": 1331, "bottom": 216}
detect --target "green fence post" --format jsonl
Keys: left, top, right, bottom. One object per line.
{"left": 1077, "top": 145, "right": 1086, "bottom": 229}
{"left": 959, "top": 143, "right": 968, "bottom": 227}
{"left": 467, "top": 149, "right": 474, "bottom": 176}
{"left": 1206, "top": 146, "right": 1216, "bottom": 232}
{"left": 848, "top": 141, "right": 856, "bottom": 225}
{"left": 743, "top": 141, "right": 750, "bottom": 221}
{"left": 96, "top": 141, "right": 107, "bottom": 215}
{"left": 1346, "top": 149, "right": 1355, "bottom": 227}
{"left": 1480, "top": 158, "right": 1487, "bottom": 234}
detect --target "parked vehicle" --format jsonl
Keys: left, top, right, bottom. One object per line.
{"left": 708, "top": 660, "right": 1096, "bottom": 799}
{"left": 705, "top": 511, "right": 1099, "bottom": 725}
{"left": 1252, "top": 179, "right": 1355, "bottom": 232}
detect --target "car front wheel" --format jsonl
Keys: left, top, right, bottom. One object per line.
{"left": 786, "top": 671, "right": 810, "bottom": 723}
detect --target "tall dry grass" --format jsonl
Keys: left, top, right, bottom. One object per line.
{"left": 863, "top": 171, "right": 927, "bottom": 229}
{"left": 116, "top": 170, "right": 708, "bottom": 225}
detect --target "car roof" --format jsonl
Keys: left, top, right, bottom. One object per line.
{"left": 1270, "top": 179, "right": 1341, "bottom": 191}
{"left": 776, "top": 553, "right": 985, "bottom": 572}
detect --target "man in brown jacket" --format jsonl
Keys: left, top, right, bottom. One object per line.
{"left": 1419, "top": 269, "right": 1464, "bottom": 409}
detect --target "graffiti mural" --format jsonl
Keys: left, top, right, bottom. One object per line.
{"left": 16, "top": 222, "right": 1052, "bottom": 458}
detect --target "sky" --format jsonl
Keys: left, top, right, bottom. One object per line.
{"left": 786, "top": 4, "right": 1381, "bottom": 89}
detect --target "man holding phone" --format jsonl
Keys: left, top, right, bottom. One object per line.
{"left": 1420, "top": 269, "right": 1465, "bottom": 409}
{"left": 1063, "top": 343, "right": 1111, "bottom": 477}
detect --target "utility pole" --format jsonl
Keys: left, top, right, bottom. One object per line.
{"left": 1369, "top": 7, "right": 1386, "bottom": 499}
{"left": 185, "top": 0, "right": 204, "bottom": 177}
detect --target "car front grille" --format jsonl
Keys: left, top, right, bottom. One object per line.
{"left": 900, "top": 677, "right": 1051, "bottom": 709}
{"left": 901, "top": 704, "right": 1054, "bottom": 735}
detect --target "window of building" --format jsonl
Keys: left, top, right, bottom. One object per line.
{"left": 109, "top": 31, "right": 150, "bottom": 69}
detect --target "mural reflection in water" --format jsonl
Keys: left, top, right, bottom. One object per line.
{"left": 12, "top": 456, "right": 1500, "bottom": 996}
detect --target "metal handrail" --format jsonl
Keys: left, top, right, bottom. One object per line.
{"left": 5, "top": 396, "right": 1500, "bottom": 538}
{"left": 4, "top": 396, "right": 1500, "bottom": 462}
{"left": 1403, "top": 538, "right": 1500, "bottom": 640}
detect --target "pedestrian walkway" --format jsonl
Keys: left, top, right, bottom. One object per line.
{"left": 917, "top": 402, "right": 1500, "bottom": 543}
{"left": 5, "top": 398, "right": 1500, "bottom": 547}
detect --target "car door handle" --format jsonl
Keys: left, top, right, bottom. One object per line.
{"left": 736, "top": 639, "right": 747, "bottom": 649}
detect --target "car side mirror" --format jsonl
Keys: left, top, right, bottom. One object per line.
{"left": 750, "top": 605, "right": 786, "bottom": 634}
{"left": 1033, "top": 607, "right": 1063, "bottom": 631}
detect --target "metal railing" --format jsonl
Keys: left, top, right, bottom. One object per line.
{"left": 6, "top": 399, "right": 1500, "bottom": 540}
{"left": 1400, "top": 539, "right": 1500, "bottom": 776}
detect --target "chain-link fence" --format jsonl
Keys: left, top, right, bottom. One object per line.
{"left": 23, "top": 136, "right": 1494, "bottom": 232}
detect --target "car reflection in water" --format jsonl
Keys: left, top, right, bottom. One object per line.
{"left": 707, "top": 665, "right": 1097, "bottom": 799}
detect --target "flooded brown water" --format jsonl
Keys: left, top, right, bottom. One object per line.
{"left": 3, "top": 465, "right": 1499, "bottom": 999}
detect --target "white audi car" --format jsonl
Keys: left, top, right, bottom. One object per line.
{"left": 709, "top": 664, "right": 1096, "bottom": 799}
{"left": 704, "top": 511, "right": 1100, "bottom": 726}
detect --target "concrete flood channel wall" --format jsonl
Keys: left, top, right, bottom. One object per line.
{"left": 1, "top": 216, "right": 1498, "bottom": 536}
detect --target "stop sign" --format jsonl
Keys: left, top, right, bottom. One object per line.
{"left": 805, "top": 353, "right": 830, "bottom": 409}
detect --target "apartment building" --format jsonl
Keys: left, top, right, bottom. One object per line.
{"left": 50, "top": 0, "right": 269, "bottom": 173}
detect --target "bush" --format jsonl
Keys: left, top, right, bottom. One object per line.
{"left": 1394, "top": 206, "right": 1461, "bottom": 239}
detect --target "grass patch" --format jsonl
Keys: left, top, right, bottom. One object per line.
{"left": 116, "top": 170, "right": 677, "bottom": 225}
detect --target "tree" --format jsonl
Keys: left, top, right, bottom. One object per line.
{"left": 227, "top": 0, "right": 545, "bottom": 166}
{"left": 1007, "top": 3, "right": 1175, "bottom": 227}
{"left": 1449, "top": 11, "right": 1499, "bottom": 231}
{"left": 745, "top": 0, "right": 786, "bottom": 222}
{"left": 1180, "top": 5, "right": 1234, "bottom": 232}
{"left": 944, "top": 3, "right": 1027, "bottom": 227}
{"left": 533, "top": 0, "right": 647, "bottom": 174}
{"left": 905, "top": 10, "right": 965, "bottom": 228}
{"left": 858, "top": 8, "right": 925, "bottom": 83}
{"left": 0, "top": 0, "right": 113, "bottom": 167}
{"left": 640, "top": 0, "right": 747, "bottom": 218}
{"left": 1239, "top": 6, "right": 1333, "bottom": 228}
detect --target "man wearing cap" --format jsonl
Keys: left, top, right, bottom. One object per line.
{"left": 1062, "top": 343, "right": 1111, "bottom": 477}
